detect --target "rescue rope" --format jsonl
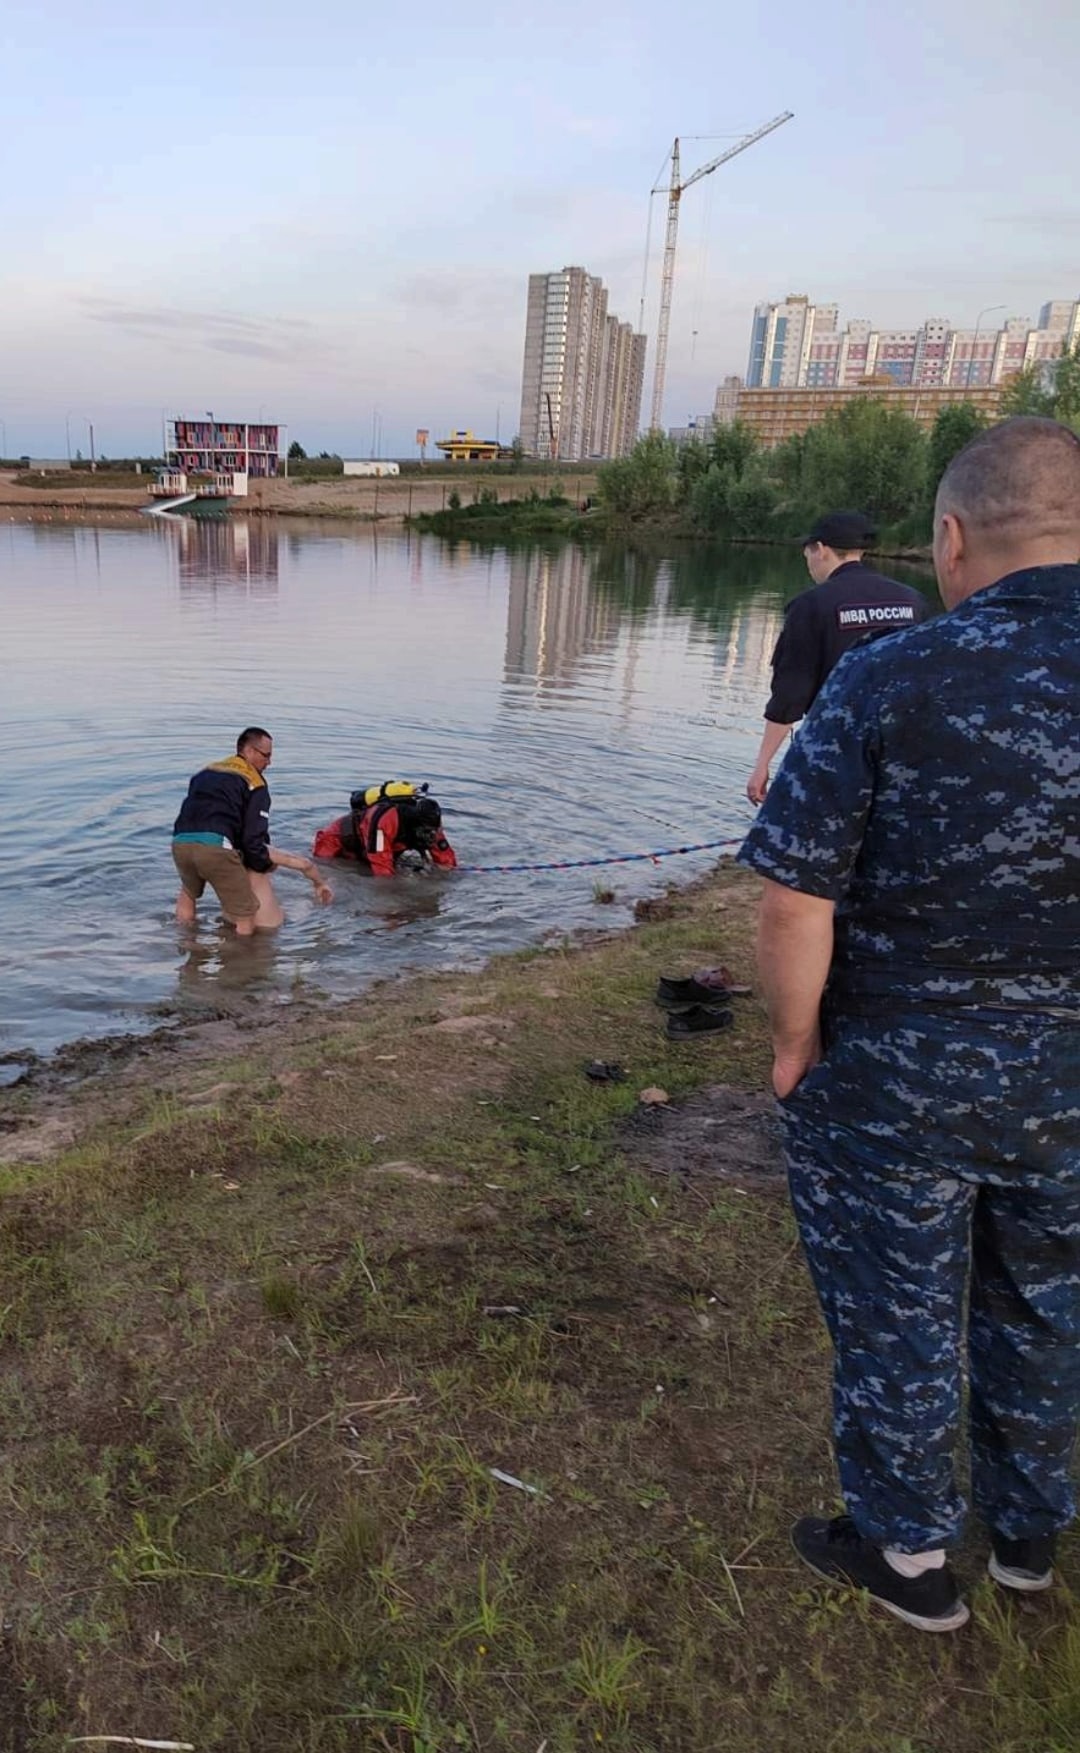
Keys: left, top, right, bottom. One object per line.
{"left": 458, "top": 836, "right": 744, "bottom": 876}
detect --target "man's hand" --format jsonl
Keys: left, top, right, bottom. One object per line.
{"left": 747, "top": 721, "right": 793, "bottom": 807}
{"left": 310, "top": 872, "right": 333, "bottom": 905}
{"left": 771, "top": 1034, "right": 822, "bottom": 1100}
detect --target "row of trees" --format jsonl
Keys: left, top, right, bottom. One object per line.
{"left": 597, "top": 341, "right": 1080, "bottom": 541}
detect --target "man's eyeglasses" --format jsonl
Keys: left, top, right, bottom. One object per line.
{"left": 248, "top": 746, "right": 272, "bottom": 758}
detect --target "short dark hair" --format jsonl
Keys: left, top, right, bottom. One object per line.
{"left": 237, "top": 726, "right": 271, "bottom": 754}
{"left": 937, "top": 416, "right": 1080, "bottom": 545}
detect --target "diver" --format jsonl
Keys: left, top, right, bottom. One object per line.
{"left": 313, "top": 782, "right": 457, "bottom": 878}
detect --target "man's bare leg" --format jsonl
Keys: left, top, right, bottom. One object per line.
{"left": 175, "top": 887, "right": 197, "bottom": 927}
{"left": 248, "top": 870, "right": 285, "bottom": 930}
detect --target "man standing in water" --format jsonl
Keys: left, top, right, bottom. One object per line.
{"left": 746, "top": 511, "right": 929, "bottom": 805}
{"left": 172, "top": 727, "right": 332, "bottom": 932}
{"left": 738, "top": 418, "right": 1080, "bottom": 1632}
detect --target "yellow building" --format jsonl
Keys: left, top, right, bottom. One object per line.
{"left": 435, "top": 429, "right": 500, "bottom": 463}
{"left": 735, "top": 377, "right": 1004, "bottom": 447}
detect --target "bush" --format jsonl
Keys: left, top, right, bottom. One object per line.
{"left": 596, "top": 433, "right": 680, "bottom": 520}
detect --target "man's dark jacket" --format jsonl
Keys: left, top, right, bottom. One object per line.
{"left": 765, "top": 561, "right": 931, "bottom": 724}
{"left": 172, "top": 756, "right": 273, "bottom": 871}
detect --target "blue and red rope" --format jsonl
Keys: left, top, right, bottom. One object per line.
{"left": 458, "top": 836, "right": 744, "bottom": 876}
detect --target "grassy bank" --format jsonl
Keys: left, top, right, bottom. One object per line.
{"left": 0, "top": 867, "right": 1076, "bottom": 1750}
{"left": 410, "top": 490, "right": 593, "bottom": 539}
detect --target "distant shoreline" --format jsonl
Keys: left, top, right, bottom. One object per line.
{"left": 1, "top": 472, "right": 934, "bottom": 565}
{"left": 0, "top": 468, "right": 598, "bottom": 526}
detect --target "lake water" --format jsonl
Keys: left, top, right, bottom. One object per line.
{"left": 0, "top": 515, "right": 932, "bottom": 1063}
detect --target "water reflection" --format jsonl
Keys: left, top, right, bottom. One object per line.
{"left": 173, "top": 518, "right": 279, "bottom": 595}
{"left": 175, "top": 925, "right": 282, "bottom": 1007}
{"left": 504, "top": 546, "right": 622, "bottom": 690}
{"left": 499, "top": 538, "right": 791, "bottom": 700}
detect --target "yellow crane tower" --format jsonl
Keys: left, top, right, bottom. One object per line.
{"left": 647, "top": 111, "right": 794, "bottom": 433}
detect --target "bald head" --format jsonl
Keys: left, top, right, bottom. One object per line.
{"left": 934, "top": 416, "right": 1080, "bottom": 606}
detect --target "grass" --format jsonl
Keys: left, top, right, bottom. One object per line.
{"left": 0, "top": 863, "right": 1077, "bottom": 1750}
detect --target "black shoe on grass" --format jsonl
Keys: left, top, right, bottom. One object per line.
{"left": 665, "top": 1005, "right": 734, "bottom": 1040}
{"left": 792, "top": 1514, "right": 969, "bottom": 1633}
{"left": 988, "top": 1533, "right": 1056, "bottom": 1593}
{"left": 656, "top": 973, "right": 734, "bottom": 1009}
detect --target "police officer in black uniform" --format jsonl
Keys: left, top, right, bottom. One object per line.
{"left": 746, "top": 511, "right": 931, "bottom": 804}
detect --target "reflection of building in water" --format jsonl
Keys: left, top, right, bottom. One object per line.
{"left": 175, "top": 519, "right": 279, "bottom": 595}
{"left": 504, "top": 547, "right": 621, "bottom": 690}
{"left": 712, "top": 601, "right": 784, "bottom": 695}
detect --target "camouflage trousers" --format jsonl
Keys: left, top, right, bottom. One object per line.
{"left": 781, "top": 1004, "right": 1080, "bottom": 1552}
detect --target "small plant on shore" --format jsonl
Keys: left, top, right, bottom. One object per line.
{"left": 260, "top": 1270, "right": 303, "bottom": 1320}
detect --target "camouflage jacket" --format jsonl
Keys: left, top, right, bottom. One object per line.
{"left": 738, "top": 564, "right": 1080, "bottom": 1013}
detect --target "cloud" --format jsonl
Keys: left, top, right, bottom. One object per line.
{"left": 77, "top": 296, "right": 326, "bottom": 362}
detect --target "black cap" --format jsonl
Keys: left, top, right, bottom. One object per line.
{"left": 801, "top": 510, "right": 878, "bottom": 550}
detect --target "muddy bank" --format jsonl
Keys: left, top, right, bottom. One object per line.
{"left": 0, "top": 866, "right": 757, "bottom": 1166}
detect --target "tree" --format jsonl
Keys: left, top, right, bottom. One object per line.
{"left": 287, "top": 440, "right": 307, "bottom": 460}
{"left": 708, "top": 420, "right": 760, "bottom": 480}
{"left": 787, "top": 399, "right": 927, "bottom": 528}
{"left": 596, "top": 433, "right": 680, "bottom": 520}
{"left": 1000, "top": 365, "right": 1053, "bottom": 417}
{"left": 1049, "top": 340, "right": 1080, "bottom": 426}
{"left": 927, "top": 403, "right": 987, "bottom": 495}
{"left": 688, "top": 455, "right": 778, "bottom": 536}
{"left": 1000, "top": 341, "right": 1080, "bottom": 429}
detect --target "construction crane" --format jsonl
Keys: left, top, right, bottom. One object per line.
{"left": 647, "top": 111, "right": 794, "bottom": 433}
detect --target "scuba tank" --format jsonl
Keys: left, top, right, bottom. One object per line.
{"left": 348, "top": 780, "right": 427, "bottom": 813}
{"left": 343, "top": 783, "right": 440, "bottom": 863}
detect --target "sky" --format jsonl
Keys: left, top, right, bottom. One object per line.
{"left": 1, "top": 0, "right": 1077, "bottom": 459}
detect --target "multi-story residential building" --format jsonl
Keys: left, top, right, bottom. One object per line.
{"left": 596, "top": 318, "right": 647, "bottom": 458}
{"left": 670, "top": 375, "right": 745, "bottom": 443}
{"left": 735, "top": 378, "right": 1003, "bottom": 448}
{"left": 745, "top": 298, "right": 1080, "bottom": 392}
{"left": 166, "top": 417, "right": 279, "bottom": 478}
{"left": 747, "top": 295, "right": 840, "bottom": 389}
{"left": 668, "top": 415, "right": 715, "bottom": 447}
{"left": 519, "top": 268, "right": 645, "bottom": 460}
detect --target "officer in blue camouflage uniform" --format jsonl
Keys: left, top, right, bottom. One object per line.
{"left": 737, "top": 416, "right": 1080, "bottom": 1633}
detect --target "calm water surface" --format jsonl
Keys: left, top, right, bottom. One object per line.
{"left": 0, "top": 516, "right": 931, "bottom": 1061}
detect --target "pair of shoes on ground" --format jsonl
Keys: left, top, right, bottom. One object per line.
{"left": 793, "top": 1513, "right": 1056, "bottom": 1633}
{"left": 657, "top": 967, "right": 747, "bottom": 1040}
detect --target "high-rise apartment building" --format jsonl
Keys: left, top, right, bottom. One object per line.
{"left": 746, "top": 297, "right": 1080, "bottom": 391}
{"left": 519, "top": 267, "right": 645, "bottom": 460}
{"left": 747, "top": 296, "right": 840, "bottom": 389}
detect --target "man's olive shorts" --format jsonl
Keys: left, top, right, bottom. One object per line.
{"left": 172, "top": 842, "right": 258, "bottom": 918}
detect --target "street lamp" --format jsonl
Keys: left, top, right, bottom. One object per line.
{"left": 0, "top": 419, "right": 7, "bottom": 462}
{"left": 66, "top": 413, "right": 96, "bottom": 468}
{"left": 966, "top": 304, "right": 1006, "bottom": 391}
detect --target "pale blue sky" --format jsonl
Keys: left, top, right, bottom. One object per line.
{"left": 1, "top": 0, "right": 1077, "bottom": 457}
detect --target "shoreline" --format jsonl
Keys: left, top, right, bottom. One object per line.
{"left": 3, "top": 493, "right": 935, "bottom": 564}
{"left": 0, "top": 468, "right": 599, "bottom": 527}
